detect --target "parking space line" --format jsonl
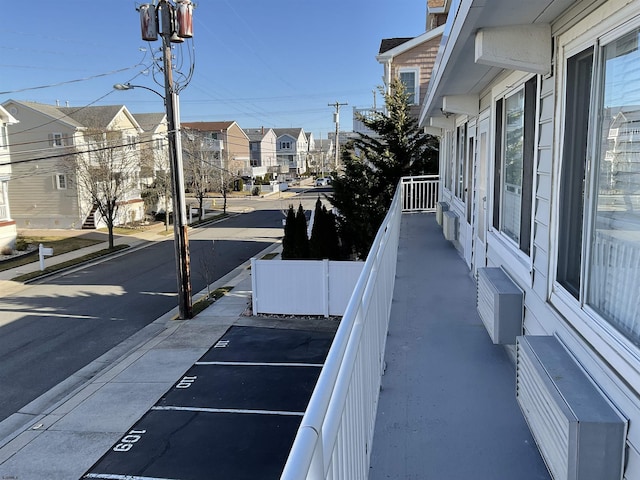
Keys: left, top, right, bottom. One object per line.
{"left": 195, "top": 361, "right": 324, "bottom": 367}
{"left": 151, "top": 405, "right": 305, "bottom": 416}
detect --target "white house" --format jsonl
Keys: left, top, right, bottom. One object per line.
{"left": 0, "top": 105, "right": 19, "bottom": 248}
{"left": 3, "top": 100, "right": 146, "bottom": 229}
{"left": 274, "top": 128, "right": 308, "bottom": 175}
{"left": 421, "top": 0, "right": 640, "bottom": 477}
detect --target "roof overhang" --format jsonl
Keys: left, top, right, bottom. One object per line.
{"left": 376, "top": 25, "right": 446, "bottom": 63}
{"left": 420, "top": 0, "right": 577, "bottom": 127}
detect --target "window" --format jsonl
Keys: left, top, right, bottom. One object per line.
{"left": 455, "top": 124, "right": 467, "bottom": 199}
{"left": 154, "top": 138, "right": 164, "bottom": 150}
{"left": 0, "top": 181, "right": 7, "bottom": 220}
{"left": 493, "top": 77, "right": 536, "bottom": 255}
{"left": 126, "top": 135, "right": 137, "bottom": 150}
{"left": 0, "top": 124, "right": 7, "bottom": 149}
{"left": 557, "top": 26, "right": 640, "bottom": 345}
{"left": 56, "top": 174, "right": 67, "bottom": 190}
{"left": 398, "top": 68, "right": 419, "bottom": 105}
{"left": 557, "top": 48, "right": 593, "bottom": 299}
{"left": 51, "top": 133, "right": 63, "bottom": 147}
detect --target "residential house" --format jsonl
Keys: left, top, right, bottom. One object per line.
{"left": 133, "top": 112, "right": 170, "bottom": 217}
{"left": 243, "top": 127, "right": 278, "bottom": 178}
{"left": 376, "top": 21, "right": 444, "bottom": 120}
{"left": 274, "top": 128, "right": 308, "bottom": 176}
{"left": 420, "top": 0, "right": 640, "bottom": 477}
{"left": 182, "top": 121, "right": 251, "bottom": 178}
{"left": 0, "top": 105, "right": 18, "bottom": 248}
{"left": 2, "top": 100, "right": 145, "bottom": 229}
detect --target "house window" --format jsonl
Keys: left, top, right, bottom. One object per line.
{"left": 56, "top": 173, "right": 67, "bottom": 190}
{"left": 0, "top": 181, "right": 7, "bottom": 220}
{"left": 558, "top": 27, "right": 640, "bottom": 343}
{"left": 154, "top": 138, "right": 164, "bottom": 150}
{"left": 455, "top": 124, "right": 467, "bottom": 199}
{"left": 0, "top": 124, "right": 7, "bottom": 149}
{"left": 557, "top": 48, "right": 593, "bottom": 299}
{"left": 126, "top": 135, "right": 137, "bottom": 150}
{"left": 493, "top": 77, "right": 536, "bottom": 255}
{"left": 398, "top": 68, "right": 419, "bottom": 105}
{"left": 51, "top": 133, "right": 64, "bottom": 147}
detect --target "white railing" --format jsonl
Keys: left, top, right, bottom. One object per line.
{"left": 401, "top": 175, "right": 439, "bottom": 212}
{"left": 281, "top": 180, "right": 404, "bottom": 480}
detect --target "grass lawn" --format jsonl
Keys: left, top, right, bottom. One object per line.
{"left": 0, "top": 236, "right": 104, "bottom": 272}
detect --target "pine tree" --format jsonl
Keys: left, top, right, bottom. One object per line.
{"left": 282, "top": 204, "right": 297, "bottom": 259}
{"left": 330, "top": 78, "right": 438, "bottom": 259}
{"left": 294, "top": 203, "right": 310, "bottom": 259}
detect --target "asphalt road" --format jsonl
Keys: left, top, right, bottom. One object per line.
{"left": 0, "top": 207, "right": 285, "bottom": 422}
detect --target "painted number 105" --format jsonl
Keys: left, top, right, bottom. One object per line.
{"left": 113, "top": 429, "right": 147, "bottom": 452}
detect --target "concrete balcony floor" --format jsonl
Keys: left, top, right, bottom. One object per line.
{"left": 369, "top": 213, "right": 550, "bottom": 480}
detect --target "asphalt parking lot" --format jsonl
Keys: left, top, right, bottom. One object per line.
{"left": 82, "top": 325, "right": 335, "bottom": 480}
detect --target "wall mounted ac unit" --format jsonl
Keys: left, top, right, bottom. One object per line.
{"left": 516, "top": 336, "right": 627, "bottom": 480}
{"left": 442, "top": 210, "right": 458, "bottom": 241}
{"left": 476, "top": 267, "right": 523, "bottom": 344}
{"left": 436, "top": 201, "right": 449, "bottom": 225}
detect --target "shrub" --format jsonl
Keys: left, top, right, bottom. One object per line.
{"left": 252, "top": 186, "right": 261, "bottom": 196}
{"left": 1, "top": 246, "right": 13, "bottom": 255}
{"left": 15, "top": 235, "right": 28, "bottom": 251}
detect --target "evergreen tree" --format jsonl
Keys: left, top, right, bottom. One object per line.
{"left": 330, "top": 78, "right": 438, "bottom": 259}
{"left": 294, "top": 203, "right": 310, "bottom": 259}
{"left": 282, "top": 204, "right": 297, "bottom": 259}
{"left": 310, "top": 197, "right": 342, "bottom": 260}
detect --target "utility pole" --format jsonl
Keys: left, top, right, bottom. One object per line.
{"left": 137, "top": 0, "right": 194, "bottom": 319}
{"left": 328, "top": 101, "right": 347, "bottom": 169}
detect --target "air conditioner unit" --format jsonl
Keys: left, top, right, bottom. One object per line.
{"left": 436, "top": 201, "right": 449, "bottom": 225}
{"left": 476, "top": 267, "right": 523, "bottom": 344}
{"left": 516, "top": 336, "right": 627, "bottom": 480}
{"left": 442, "top": 210, "right": 458, "bottom": 241}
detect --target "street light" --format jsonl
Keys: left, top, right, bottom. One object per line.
{"left": 113, "top": 83, "right": 165, "bottom": 100}
{"left": 115, "top": 0, "right": 195, "bottom": 319}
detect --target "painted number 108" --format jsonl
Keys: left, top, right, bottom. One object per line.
{"left": 113, "top": 429, "right": 147, "bottom": 452}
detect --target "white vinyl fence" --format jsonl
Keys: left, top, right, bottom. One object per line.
{"left": 280, "top": 180, "right": 403, "bottom": 480}
{"left": 251, "top": 259, "right": 364, "bottom": 317}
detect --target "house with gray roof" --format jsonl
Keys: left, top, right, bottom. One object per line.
{"left": 273, "top": 128, "right": 308, "bottom": 176}
{"left": 2, "top": 100, "right": 146, "bottom": 229}
{"left": 243, "top": 127, "right": 278, "bottom": 177}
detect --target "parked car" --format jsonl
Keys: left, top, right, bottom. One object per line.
{"left": 315, "top": 177, "right": 328, "bottom": 186}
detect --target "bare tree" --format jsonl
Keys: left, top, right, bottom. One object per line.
{"left": 70, "top": 129, "right": 141, "bottom": 249}
{"left": 182, "top": 129, "right": 218, "bottom": 222}
{"left": 210, "top": 151, "right": 244, "bottom": 214}
{"left": 140, "top": 137, "right": 171, "bottom": 230}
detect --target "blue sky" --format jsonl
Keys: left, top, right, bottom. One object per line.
{"left": 1, "top": 0, "right": 428, "bottom": 139}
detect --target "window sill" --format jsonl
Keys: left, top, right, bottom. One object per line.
{"left": 487, "top": 228, "right": 532, "bottom": 288}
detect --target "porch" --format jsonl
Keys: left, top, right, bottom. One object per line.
{"left": 282, "top": 177, "right": 549, "bottom": 479}
{"left": 367, "top": 212, "right": 549, "bottom": 479}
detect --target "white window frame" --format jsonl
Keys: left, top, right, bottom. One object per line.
{"left": 550, "top": 5, "right": 640, "bottom": 385}
{"left": 56, "top": 173, "right": 67, "bottom": 190}
{"left": 52, "top": 132, "right": 64, "bottom": 147}
{"left": 0, "top": 124, "right": 8, "bottom": 150}
{"left": 398, "top": 67, "right": 420, "bottom": 105}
